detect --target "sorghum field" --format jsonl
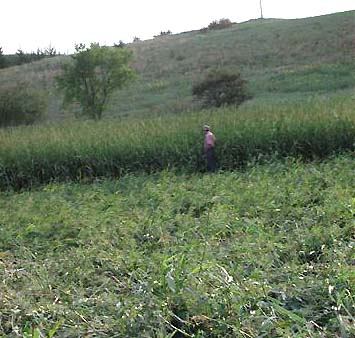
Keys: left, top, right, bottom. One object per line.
{"left": 0, "top": 93, "right": 354, "bottom": 191}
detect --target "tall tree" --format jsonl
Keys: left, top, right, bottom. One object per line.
{"left": 56, "top": 43, "right": 136, "bottom": 120}
{"left": 44, "top": 44, "right": 57, "bottom": 56}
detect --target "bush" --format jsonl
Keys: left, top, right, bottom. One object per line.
{"left": 154, "top": 30, "right": 172, "bottom": 38}
{"left": 192, "top": 70, "right": 251, "bottom": 107}
{"left": 208, "top": 18, "right": 233, "bottom": 30}
{"left": 114, "top": 40, "right": 126, "bottom": 48}
{"left": 0, "top": 84, "right": 47, "bottom": 127}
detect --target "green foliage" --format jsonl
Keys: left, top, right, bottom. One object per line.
{"left": 0, "top": 46, "right": 58, "bottom": 70}
{"left": 254, "top": 63, "right": 355, "bottom": 93}
{"left": 0, "top": 47, "right": 6, "bottom": 69}
{"left": 16, "top": 49, "right": 29, "bottom": 64}
{"left": 114, "top": 40, "right": 126, "bottom": 48}
{"left": 0, "top": 12, "right": 354, "bottom": 118}
{"left": 0, "top": 94, "right": 354, "bottom": 190}
{"left": 0, "top": 84, "right": 47, "bottom": 128}
{"left": 0, "top": 156, "right": 353, "bottom": 336}
{"left": 192, "top": 70, "right": 251, "bottom": 107}
{"left": 207, "top": 18, "right": 233, "bottom": 30}
{"left": 0, "top": 12, "right": 354, "bottom": 337}
{"left": 43, "top": 44, "right": 57, "bottom": 57}
{"left": 199, "top": 18, "right": 233, "bottom": 33}
{"left": 154, "top": 30, "right": 172, "bottom": 37}
{"left": 56, "top": 43, "right": 136, "bottom": 120}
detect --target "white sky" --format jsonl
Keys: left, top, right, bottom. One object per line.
{"left": 1, "top": 0, "right": 354, "bottom": 54}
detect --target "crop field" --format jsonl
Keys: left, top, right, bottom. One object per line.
{"left": 0, "top": 92, "right": 354, "bottom": 190}
{"left": 0, "top": 155, "right": 354, "bottom": 337}
{"left": 0, "top": 10, "right": 354, "bottom": 338}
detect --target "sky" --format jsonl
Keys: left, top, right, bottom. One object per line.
{"left": 1, "top": 0, "right": 354, "bottom": 54}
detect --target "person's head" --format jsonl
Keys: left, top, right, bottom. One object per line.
{"left": 203, "top": 125, "right": 210, "bottom": 133}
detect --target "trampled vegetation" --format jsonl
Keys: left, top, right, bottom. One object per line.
{"left": 0, "top": 156, "right": 354, "bottom": 337}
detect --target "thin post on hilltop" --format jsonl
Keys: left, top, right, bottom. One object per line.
{"left": 259, "top": 0, "right": 264, "bottom": 19}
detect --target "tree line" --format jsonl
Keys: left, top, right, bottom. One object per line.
{"left": 0, "top": 45, "right": 59, "bottom": 69}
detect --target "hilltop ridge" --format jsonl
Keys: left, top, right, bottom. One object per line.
{"left": 0, "top": 10, "right": 354, "bottom": 120}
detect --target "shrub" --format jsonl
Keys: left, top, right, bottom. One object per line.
{"left": 209, "top": 18, "right": 232, "bottom": 30}
{"left": 154, "top": 30, "right": 172, "bottom": 38}
{"left": 192, "top": 70, "right": 251, "bottom": 107}
{"left": 114, "top": 40, "right": 126, "bottom": 48}
{"left": 0, "top": 84, "right": 47, "bottom": 127}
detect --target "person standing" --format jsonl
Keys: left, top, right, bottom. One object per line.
{"left": 203, "top": 125, "right": 216, "bottom": 172}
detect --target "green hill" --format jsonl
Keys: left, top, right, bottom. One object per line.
{"left": 0, "top": 11, "right": 354, "bottom": 120}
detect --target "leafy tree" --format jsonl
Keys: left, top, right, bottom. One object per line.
{"left": 44, "top": 44, "right": 57, "bottom": 56}
{"left": 114, "top": 40, "right": 126, "bottom": 48}
{"left": 16, "top": 48, "right": 30, "bottom": 65}
{"left": 192, "top": 69, "right": 251, "bottom": 108}
{"left": 32, "top": 48, "right": 45, "bottom": 61}
{"left": 56, "top": 43, "right": 136, "bottom": 120}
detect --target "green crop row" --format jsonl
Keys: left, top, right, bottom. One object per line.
{"left": 0, "top": 94, "right": 354, "bottom": 190}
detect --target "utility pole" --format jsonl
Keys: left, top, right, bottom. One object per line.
{"left": 259, "top": 0, "right": 264, "bottom": 19}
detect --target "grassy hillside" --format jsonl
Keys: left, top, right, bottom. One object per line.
{"left": 0, "top": 11, "right": 354, "bottom": 120}
{"left": 1, "top": 155, "right": 354, "bottom": 337}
